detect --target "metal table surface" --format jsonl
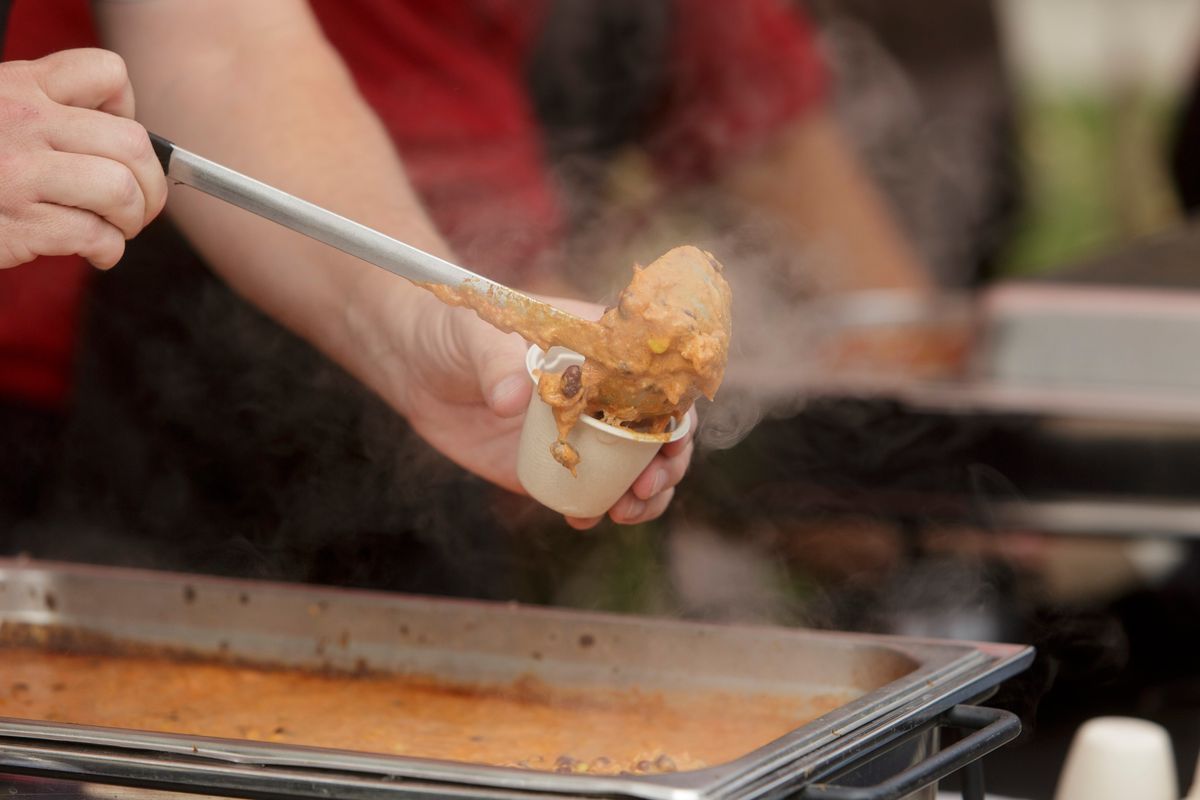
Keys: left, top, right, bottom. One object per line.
{"left": 702, "top": 220, "right": 1200, "bottom": 540}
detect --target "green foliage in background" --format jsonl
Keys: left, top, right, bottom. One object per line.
{"left": 1001, "top": 88, "right": 1181, "bottom": 276}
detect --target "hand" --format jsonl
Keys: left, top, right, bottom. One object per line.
{"left": 0, "top": 49, "right": 168, "bottom": 270}
{"left": 391, "top": 293, "right": 696, "bottom": 529}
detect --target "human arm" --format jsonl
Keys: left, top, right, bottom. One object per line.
{"left": 721, "top": 110, "right": 933, "bottom": 294}
{"left": 0, "top": 48, "right": 167, "bottom": 269}
{"left": 92, "top": 0, "right": 687, "bottom": 526}
{"left": 646, "top": 0, "right": 932, "bottom": 295}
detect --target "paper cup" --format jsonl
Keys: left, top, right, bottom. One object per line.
{"left": 1053, "top": 717, "right": 1177, "bottom": 800}
{"left": 517, "top": 346, "right": 690, "bottom": 518}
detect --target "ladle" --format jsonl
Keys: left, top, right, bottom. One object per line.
{"left": 149, "top": 134, "right": 599, "bottom": 355}
{"left": 148, "top": 134, "right": 728, "bottom": 428}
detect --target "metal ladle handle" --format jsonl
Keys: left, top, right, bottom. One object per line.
{"left": 148, "top": 133, "right": 599, "bottom": 357}
{"left": 148, "top": 133, "right": 494, "bottom": 290}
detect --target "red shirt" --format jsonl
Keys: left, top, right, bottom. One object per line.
{"left": 0, "top": 0, "right": 824, "bottom": 409}
{"left": 0, "top": 0, "right": 98, "bottom": 408}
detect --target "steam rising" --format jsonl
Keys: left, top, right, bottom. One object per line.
{"left": 812, "top": 4, "right": 1019, "bottom": 287}
{"left": 23, "top": 222, "right": 555, "bottom": 598}
{"left": 9, "top": 3, "right": 1050, "bottom": 649}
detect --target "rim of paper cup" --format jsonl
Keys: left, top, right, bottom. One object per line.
{"left": 525, "top": 346, "right": 692, "bottom": 444}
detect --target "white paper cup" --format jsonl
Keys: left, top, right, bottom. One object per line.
{"left": 1053, "top": 716, "right": 1177, "bottom": 800}
{"left": 517, "top": 346, "right": 690, "bottom": 518}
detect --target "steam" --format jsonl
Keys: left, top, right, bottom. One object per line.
{"left": 542, "top": 4, "right": 1021, "bottom": 456}
{"left": 30, "top": 221, "right": 548, "bottom": 598}
{"left": 17, "top": 2, "right": 1031, "bottom": 626}
{"left": 814, "top": 9, "right": 1019, "bottom": 287}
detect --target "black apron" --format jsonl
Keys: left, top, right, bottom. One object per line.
{"left": 0, "top": 0, "right": 11, "bottom": 58}
{"left": 0, "top": 1, "right": 663, "bottom": 598}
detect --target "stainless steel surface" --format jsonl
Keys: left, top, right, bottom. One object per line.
{"left": 981, "top": 288, "right": 1200, "bottom": 392}
{"left": 727, "top": 283, "right": 1200, "bottom": 426}
{"left": 993, "top": 499, "right": 1200, "bottom": 538}
{"left": 165, "top": 145, "right": 589, "bottom": 329}
{"left": 0, "top": 560, "right": 1032, "bottom": 800}
{"left": 0, "top": 776, "right": 230, "bottom": 800}
{"left": 728, "top": 368, "right": 1200, "bottom": 426}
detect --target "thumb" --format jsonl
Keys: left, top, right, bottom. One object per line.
{"left": 486, "top": 367, "right": 532, "bottom": 418}
{"left": 467, "top": 326, "right": 532, "bottom": 418}
{"left": 476, "top": 296, "right": 600, "bottom": 416}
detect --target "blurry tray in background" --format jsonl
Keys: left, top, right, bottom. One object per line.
{"left": 725, "top": 283, "right": 1200, "bottom": 425}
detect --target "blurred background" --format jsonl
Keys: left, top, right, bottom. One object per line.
{"left": 999, "top": 0, "right": 1198, "bottom": 274}
{"left": 5, "top": 1, "right": 1200, "bottom": 798}
{"left": 543, "top": 2, "right": 1200, "bottom": 797}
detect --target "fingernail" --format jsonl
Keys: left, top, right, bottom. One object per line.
{"left": 489, "top": 374, "right": 526, "bottom": 409}
{"left": 649, "top": 470, "right": 667, "bottom": 497}
{"left": 621, "top": 498, "right": 645, "bottom": 520}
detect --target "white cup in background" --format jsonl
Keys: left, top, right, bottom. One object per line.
{"left": 1054, "top": 716, "right": 1177, "bottom": 800}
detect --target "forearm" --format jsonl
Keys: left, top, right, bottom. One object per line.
{"left": 93, "top": 0, "right": 446, "bottom": 408}
{"left": 724, "top": 111, "right": 932, "bottom": 294}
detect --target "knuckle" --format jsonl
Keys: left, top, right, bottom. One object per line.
{"left": 148, "top": 177, "right": 169, "bottom": 218}
{"left": 154, "top": 171, "right": 169, "bottom": 202}
{"left": 81, "top": 211, "right": 111, "bottom": 242}
{"left": 106, "top": 163, "right": 143, "bottom": 210}
{"left": 88, "top": 223, "right": 125, "bottom": 267}
{"left": 106, "top": 239, "right": 128, "bottom": 267}
{"left": 115, "top": 119, "right": 153, "bottom": 162}
{"left": 81, "top": 213, "right": 109, "bottom": 246}
{"left": 91, "top": 48, "right": 130, "bottom": 87}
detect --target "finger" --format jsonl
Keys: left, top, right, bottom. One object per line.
{"left": 487, "top": 368, "right": 532, "bottom": 418}
{"left": 659, "top": 408, "right": 698, "bottom": 458}
{"left": 49, "top": 109, "right": 168, "bottom": 225}
{"left": 461, "top": 320, "right": 532, "bottom": 418}
{"left": 609, "top": 487, "right": 674, "bottom": 526}
{"left": 631, "top": 439, "right": 693, "bottom": 501}
{"left": 34, "top": 49, "right": 134, "bottom": 117}
{"left": 564, "top": 514, "right": 603, "bottom": 531}
{"left": 34, "top": 151, "right": 146, "bottom": 239}
{"left": 26, "top": 202, "right": 127, "bottom": 269}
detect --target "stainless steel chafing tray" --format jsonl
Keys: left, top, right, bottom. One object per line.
{"left": 0, "top": 560, "right": 1032, "bottom": 800}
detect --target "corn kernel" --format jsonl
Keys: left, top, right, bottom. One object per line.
{"left": 647, "top": 337, "right": 669, "bottom": 354}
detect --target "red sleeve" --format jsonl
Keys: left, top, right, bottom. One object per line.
{"left": 3, "top": 0, "right": 97, "bottom": 59}
{"left": 645, "top": 0, "right": 827, "bottom": 181}
{"left": 0, "top": 0, "right": 97, "bottom": 409}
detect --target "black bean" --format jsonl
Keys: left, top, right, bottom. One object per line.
{"left": 561, "top": 365, "right": 582, "bottom": 398}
